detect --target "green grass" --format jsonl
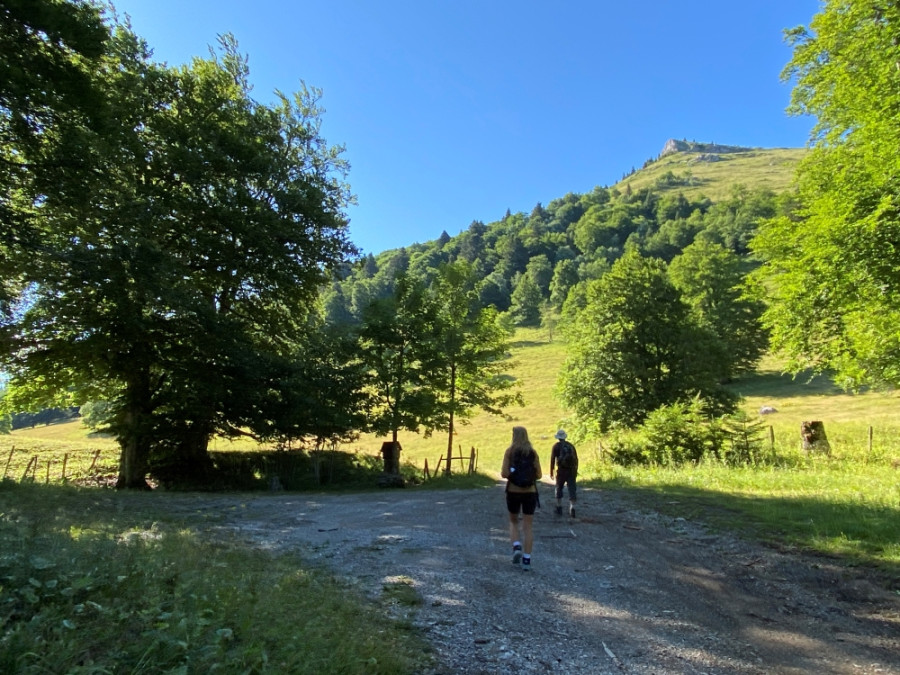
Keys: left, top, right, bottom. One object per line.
{"left": 0, "top": 482, "right": 432, "bottom": 674}
{"left": 591, "top": 462, "right": 900, "bottom": 583}
{"left": 617, "top": 147, "right": 807, "bottom": 200}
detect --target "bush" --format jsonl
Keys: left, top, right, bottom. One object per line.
{"left": 605, "top": 397, "right": 774, "bottom": 468}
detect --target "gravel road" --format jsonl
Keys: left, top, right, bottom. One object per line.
{"left": 158, "top": 482, "right": 900, "bottom": 674}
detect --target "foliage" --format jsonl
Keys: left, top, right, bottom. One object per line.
{"left": 0, "top": 483, "right": 430, "bottom": 673}
{"left": 669, "top": 240, "right": 768, "bottom": 378}
{"left": 1, "top": 20, "right": 354, "bottom": 488}
{"left": 752, "top": 1, "right": 900, "bottom": 390}
{"left": 720, "top": 409, "right": 770, "bottom": 466}
{"left": 79, "top": 399, "right": 111, "bottom": 432}
{"left": 427, "top": 262, "right": 523, "bottom": 473}
{"left": 325, "top": 157, "right": 797, "bottom": 329}
{"left": 558, "top": 249, "right": 735, "bottom": 434}
{"left": 358, "top": 272, "right": 440, "bottom": 444}
{"left": 0, "top": 0, "right": 110, "bottom": 317}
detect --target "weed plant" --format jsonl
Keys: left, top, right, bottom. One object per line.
{"left": 0, "top": 483, "right": 431, "bottom": 673}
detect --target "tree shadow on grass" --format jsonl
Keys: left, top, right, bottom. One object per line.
{"left": 727, "top": 368, "right": 847, "bottom": 399}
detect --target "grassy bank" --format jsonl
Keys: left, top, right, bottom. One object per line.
{"left": 0, "top": 482, "right": 431, "bottom": 673}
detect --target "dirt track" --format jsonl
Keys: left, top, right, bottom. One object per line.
{"left": 159, "top": 482, "right": 900, "bottom": 674}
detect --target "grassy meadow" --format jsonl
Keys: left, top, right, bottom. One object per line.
{"left": 616, "top": 147, "right": 807, "bottom": 200}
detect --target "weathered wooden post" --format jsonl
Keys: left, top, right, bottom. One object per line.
{"left": 3, "top": 447, "right": 14, "bottom": 480}
{"left": 800, "top": 421, "right": 831, "bottom": 455}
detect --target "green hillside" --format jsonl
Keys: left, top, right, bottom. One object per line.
{"left": 617, "top": 141, "right": 806, "bottom": 201}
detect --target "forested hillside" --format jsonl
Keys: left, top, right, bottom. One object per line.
{"left": 322, "top": 141, "right": 804, "bottom": 326}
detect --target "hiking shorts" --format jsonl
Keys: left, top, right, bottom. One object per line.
{"left": 506, "top": 491, "right": 538, "bottom": 516}
{"left": 555, "top": 469, "right": 577, "bottom": 501}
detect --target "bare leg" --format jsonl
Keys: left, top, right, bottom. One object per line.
{"left": 521, "top": 514, "right": 534, "bottom": 554}
{"left": 508, "top": 512, "right": 520, "bottom": 545}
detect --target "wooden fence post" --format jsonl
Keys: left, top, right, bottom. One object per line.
{"left": 468, "top": 446, "right": 476, "bottom": 475}
{"left": 45, "top": 460, "right": 51, "bottom": 485}
{"left": 88, "top": 449, "right": 101, "bottom": 473}
{"left": 868, "top": 426, "right": 874, "bottom": 457}
{"left": 3, "top": 447, "right": 14, "bottom": 480}
{"left": 768, "top": 426, "right": 775, "bottom": 451}
{"left": 61, "top": 453, "right": 68, "bottom": 482}
{"left": 22, "top": 455, "right": 36, "bottom": 482}
{"left": 423, "top": 458, "right": 430, "bottom": 480}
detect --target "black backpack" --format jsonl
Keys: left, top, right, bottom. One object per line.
{"left": 508, "top": 449, "right": 536, "bottom": 488}
{"left": 557, "top": 441, "right": 576, "bottom": 470}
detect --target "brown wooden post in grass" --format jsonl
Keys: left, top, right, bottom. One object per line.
{"left": 468, "top": 446, "right": 476, "bottom": 475}
{"left": 800, "top": 421, "right": 831, "bottom": 455}
{"left": 22, "top": 455, "right": 36, "bottom": 482}
{"left": 45, "top": 460, "right": 51, "bottom": 484}
{"left": 768, "top": 426, "right": 775, "bottom": 451}
{"left": 423, "top": 458, "right": 430, "bottom": 480}
{"left": 61, "top": 453, "right": 69, "bottom": 482}
{"left": 868, "top": 426, "right": 874, "bottom": 456}
{"left": 3, "top": 447, "right": 14, "bottom": 479}
{"left": 88, "top": 449, "right": 101, "bottom": 473}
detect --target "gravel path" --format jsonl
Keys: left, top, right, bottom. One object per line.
{"left": 159, "top": 482, "right": 899, "bottom": 674}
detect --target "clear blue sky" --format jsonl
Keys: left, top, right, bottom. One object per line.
{"left": 110, "top": 1, "right": 821, "bottom": 256}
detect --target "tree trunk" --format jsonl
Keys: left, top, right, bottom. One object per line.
{"left": 445, "top": 363, "right": 456, "bottom": 476}
{"left": 175, "top": 423, "right": 215, "bottom": 485}
{"left": 115, "top": 369, "right": 153, "bottom": 490}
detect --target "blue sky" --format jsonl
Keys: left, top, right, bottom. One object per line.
{"left": 110, "top": 1, "right": 821, "bottom": 255}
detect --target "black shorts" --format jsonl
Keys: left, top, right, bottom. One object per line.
{"left": 506, "top": 491, "right": 537, "bottom": 515}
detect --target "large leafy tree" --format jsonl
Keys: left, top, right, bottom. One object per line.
{"left": 558, "top": 249, "right": 732, "bottom": 435}
{"left": 752, "top": 2, "right": 900, "bottom": 389}
{"left": 668, "top": 241, "right": 768, "bottom": 379}
{"left": 428, "top": 262, "right": 522, "bottom": 474}
{"left": 1, "top": 25, "right": 354, "bottom": 488}
{"left": 358, "top": 272, "right": 440, "bottom": 446}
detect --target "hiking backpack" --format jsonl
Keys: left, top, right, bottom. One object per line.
{"left": 556, "top": 440, "right": 576, "bottom": 470}
{"left": 508, "top": 450, "right": 536, "bottom": 488}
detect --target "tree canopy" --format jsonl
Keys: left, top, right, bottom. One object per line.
{"left": 557, "top": 250, "right": 735, "bottom": 435}
{"left": 752, "top": 1, "right": 900, "bottom": 389}
{"left": 1, "top": 18, "right": 354, "bottom": 487}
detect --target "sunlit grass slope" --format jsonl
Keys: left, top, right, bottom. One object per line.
{"left": 617, "top": 147, "right": 806, "bottom": 200}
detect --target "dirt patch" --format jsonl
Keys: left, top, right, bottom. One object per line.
{"left": 151, "top": 482, "right": 899, "bottom": 674}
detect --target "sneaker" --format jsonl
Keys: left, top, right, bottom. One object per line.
{"left": 512, "top": 546, "right": 523, "bottom": 566}
{"left": 554, "top": 505, "right": 563, "bottom": 516}
{"left": 522, "top": 557, "right": 532, "bottom": 571}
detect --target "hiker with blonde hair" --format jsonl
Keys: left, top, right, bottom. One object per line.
{"left": 500, "top": 426, "right": 542, "bottom": 570}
